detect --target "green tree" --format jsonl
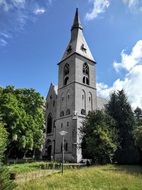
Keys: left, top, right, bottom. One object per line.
{"left": 0, "top": 121, "right": 7, "bottom": 162}
{"left": 0, "top": 86, "right": 45, "bottom": 159}
{"left": 134, "top": 107, "right": 142, "bottom": 126}
{"left": 106, "top": 90, "right": 139, "bottom": 164}
{"left": 81, "top": 110, "right": 118, "bottom": 164}
{"left": 133, "top": 126, "right": 142, "bottom": 151}
{"left": 0, "top": 120, "right": 15, "bottom": 190}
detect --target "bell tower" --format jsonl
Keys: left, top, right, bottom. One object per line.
{"left": 55, "top": 9, "right": 97, "bottom": 162}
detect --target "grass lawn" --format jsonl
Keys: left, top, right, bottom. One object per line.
{"left": 7, "top": 161, "right": 50, "bottom": 174}
{"left": 15, "top": 164, "right": 142, "bottom": 190}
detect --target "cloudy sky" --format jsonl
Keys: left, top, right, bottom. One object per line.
{"left": 0, "top": 0, "right": 142, "bottom": 109}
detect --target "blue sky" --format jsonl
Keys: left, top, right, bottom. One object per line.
{"left": 0, "top": 0, "right": 142, "bottom": 108}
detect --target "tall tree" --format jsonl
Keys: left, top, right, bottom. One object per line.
{"left": 0, "top": 86, "right": 45, "bottom": 159}
{"left": 81, "top": 110, "right": 118, "bottom": 164}
{"left": 106, "top": 90, "right": 139, "bottom": 164}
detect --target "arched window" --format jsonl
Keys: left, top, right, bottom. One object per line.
{"left": 64, "top": 63, "right": 70, "bottom": 86}
{"left": 83, "top": 63, "right": 89, "bottom": 76}
{"left": 64, "top": 63, "right": 70, "bottom": 76}
{"left": 86, "top": 77, "right": 89, "bottom": 85}
{"left": 60, "top": 111, "right": 64, "bottom": 117}
{"left": 88, "top": 92, "right": 93, "bottom": 111}
{"left": 47, "top": 113, "right": 52, "bottom": 133}
{"left": 66, "top": 109, "right": 70, "bottom": 115}
{"left": 65, "top": 141, "right": 68, "bottom": 151}
{"left": 81, "top": 90, "right": 86, "bottom": 110}
{"left": 53, "top": 120, "right": 56, "bottom": 128}
{"left": 53, "top": 100, "right": 55, "bottom": 107}
{"left": 83, "top": 63, "right": 89, "bottom": 85}
{"left": 83, "top": 76, "right": 85, "bottom": 84}
{"left": 81, "top": 109, "right": 86, "bottom": 115}
{"left": 64, "top": 76, "right": 69, "bottom": 85}
{"left": 61, "top": 140, "right": 68, "bottom": 151}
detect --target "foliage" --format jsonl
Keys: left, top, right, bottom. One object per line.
{"left": 16, "top": 165, "right": 142, "bottom": 190}
{"left": 134, "top": 107, "right": 142, "bottom": 126}
{"left": 0, "top": 86, "right": 45, "bottom": 159}
{"left": 106, "top": 90, "right": 139, "bottom": 164}
{"left": 81, "top": 110, "right": 118, "bottom": 164}
{"left": 0, "top": 121, "right": 7, "bottom": 161}
{"left": 0, "top": 121, "right": 15, "bottom": 190}
{"left": 134, "top": 107, "right": 142, "bottom": 118}
{"left": 133, "top": 126, "right": 142, "bottom": 151}
{"left": 0, "top": 166, "right": 16, "bottom": 190}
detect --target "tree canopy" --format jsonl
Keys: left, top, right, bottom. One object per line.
{"left": 0, "top": 86, "right": 45, "bottom": 159}
{"left": 81, "top": 110, "right": 118, "bottom": 164}
{"left": 106, "top": 90, "right": 139, "bottom": 164}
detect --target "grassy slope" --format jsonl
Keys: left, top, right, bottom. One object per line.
{"left": 16, "top": 165, "right": 142, "bottom": 190}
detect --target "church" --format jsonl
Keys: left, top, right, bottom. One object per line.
{"left": 43, "top": 9, "right": 105, "bottom": 162}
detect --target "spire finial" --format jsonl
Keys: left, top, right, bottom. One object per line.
{"left": 71, "top": 8, "right": 83, "bottom": 31}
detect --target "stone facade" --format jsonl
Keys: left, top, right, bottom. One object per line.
{"left": 43, "top": 9, "right": 97, "bottom": 162}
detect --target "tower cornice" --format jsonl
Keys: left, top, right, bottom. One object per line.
{"left": 58, "top": 52, "right": 96, "bottom": 65}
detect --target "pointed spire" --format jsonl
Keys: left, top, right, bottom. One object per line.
{"left": 60, "top": 8, "right": 95, "bottom": 63}
{"left": 71, "top": 8, "right": 83, "bottom": 31}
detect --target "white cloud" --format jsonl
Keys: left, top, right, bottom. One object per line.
{"left": 98, "top": 40, "right": 142, "bottom": 109}
{"left": 34, "top": 8, "right": 46, "bottom": 15}
{"left": 0, "top": 38, "right": 7, "bottom": 46}
{"left": 0, "top": 0, "right": 25, "bottom": 11}
{"left": 86, "top": 0, "right": 110, "bottom": 20}
{"left": 122, "top": 0, "right": 142, "bottom": 11}
{"left": 86, "top": 0, "right": 142, "bottom": 21}
{"left": 0, "top": 0, "right": 50, "bottom": 47}
{"left": 113, "top": 40, "right": 142, "bottom": 72}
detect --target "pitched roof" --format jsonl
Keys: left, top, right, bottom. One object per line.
{"left": 60, "top": 8, "right": 95, "bottom": 63}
